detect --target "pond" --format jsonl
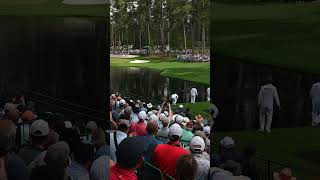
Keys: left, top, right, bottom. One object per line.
{"left": 212, "top": 55, "right": 320, "bottom": 131}
{"left": 110, "top": 67, "right": 209, "bottom": 104}
{"left": 0, "top": 16, "right": 106, "bottom": 113}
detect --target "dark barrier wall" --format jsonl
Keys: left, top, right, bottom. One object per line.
{"left": 0, "top": 16, "right": 107, "bottom": 111}
{"left": 212, "top": 56, "right": 320, "bottom": 131}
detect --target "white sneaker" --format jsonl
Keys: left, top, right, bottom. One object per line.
{"left": 258, "top": 129, "right": 264, "bottom": 132}
{"left": 266, "top": 129, "right": 271, "bottom": 133}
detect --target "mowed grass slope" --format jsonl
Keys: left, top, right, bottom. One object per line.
{"left": 0, "top": 0, "right": 107, "bottom": 16}
{"left": 213, "top": 3, "right": 320, "bottom": 73}
{"left": 110, "top": 56, "right": 210, "bottom": 84}
{"left": 212, "top": 127, "right": 320, "bottom": 179}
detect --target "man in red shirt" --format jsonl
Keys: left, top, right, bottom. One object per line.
{"left": 110, "top": 136, "right": 146, "bottom": 180}
{"left": 151, "top": 123, "right": 190, "bottom": 179}
{"left": 130, "top": 111, "right": 147, "bottom": 136}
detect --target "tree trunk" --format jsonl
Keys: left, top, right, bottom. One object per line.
{"left": 148, "top": 23, "right": 151, "bottom": 55}
{"left": 202, "top": 22, "right": 205, "bottom": 54}
{"left": 191, "top": 22, "right": 195, "bottom": 54}
{"left": 167, "top": 11, "right": 170, "bottom": 53}
{"left": 183, "top": 20, "right": 187, "bottom": 54}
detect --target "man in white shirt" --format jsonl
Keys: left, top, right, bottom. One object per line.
{"left": 171, "top": 93, "right": 179, "bottom": 105}
{"left": 310, "top": 82, "right": 320, "bottom": 126}
{"left": 190, "top": 87, "right": 198, "bottom": 104}
{"left": 258, "top": 78, "right": 280, "bottom": 133}
{"left": 109, "top": 119, "right": 131, "bottom": 163}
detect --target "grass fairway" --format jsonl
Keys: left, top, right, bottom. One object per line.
{"left": 212, "top": 127, "right": 320, "bottom": 179}
{"left": 213, "top": 2, "right": 320, "bottom": 73}
{"left": 171, "top": 102, "right": 212, "bottom": 120}
{"left": 0, "top": 0, "right": 107, "bottom": 16}
{"left": 110, "top": 56, "right": 210, "bottom": 85}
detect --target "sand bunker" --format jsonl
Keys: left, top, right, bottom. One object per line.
{"left": 129, "top": 60, "right": 150, "bottom": 64}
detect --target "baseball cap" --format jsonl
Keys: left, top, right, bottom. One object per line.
{"left": 220, "top": 136, "right": 234, "bottom": 148}
{"left": 179, "top": 105, "right": 184, "bottom": 109}
{"left": 31, "top": 119, "right": 49, "bottom": 137}
{"left": 116, "top": 136, "right": 147, "bottom": 168}
{"left": 64, "top": 121, "right": 73, "bottom": 129}
{"left": 149, "top": 114, "right": 159, "bottom": 121}
{"left": 168, "top": 123, "right": 182, "bottom": 137}
{"left": 175, "top": 115, "right": 184, "bottom": 124}
{"left": 138, "top": 111, "right": 147, "bottom": 120}
{"left": 190, "top": 136, "right": 205, "bottom": 153}
{"left": 124, "top": 106, "right": 132, "bottom": 114}
{"left": 164, "top": 111, "right": 169, "bottom": 117}
{"left": 203, "top": 126, "right": 210, "bottom": 135}
{"left": 44, "top": 141, "right": 70, "bottom": 166}
{"left": 119, "top": 99, "right": 126, "bottom": 106}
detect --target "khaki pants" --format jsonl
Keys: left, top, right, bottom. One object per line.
{"left": 259, "top": 107, "right": 273, "bottom": 131}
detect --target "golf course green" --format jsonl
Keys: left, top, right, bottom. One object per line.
{"left": 213, "top": 2, "right": 320, "bottom": 74}
{"left": 110, "top": 56, "right": 210, "bottom": 85}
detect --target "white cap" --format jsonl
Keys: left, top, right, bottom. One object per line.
{"left": 86, "top": 121, "right": 97, "bottom": 131}
{"left": 190, "top": 136, "right": 205, "bottom": 152}
{"left": 119, "top": 99, "right": 126, "bottom": 105}
{"left": 149, "top": 114, "right": 159, "bottom": 121}
{"left": 159, "top": 113, "right": 166, "bottom": 120}
{"left": 168, "top": 123, "right": 182, "bottom": 137}
{"left": 148, "top": 111, "right": 154, "bottom": 116}
{"left": 220, "top": 136, "right": 234, "bottom": 148}
{"left": 203, "top": 126, "right": 210, "bottom": 135}
{"left": 64, "top": 121, "right": 72, "bottom": 128}
{"left": 138, "top": 111, "right": 147, "bottom": 120}
{"left": 179, "top": 105, "right": 184, "bottom": 109}
{"left": 147, "top": 103, "right": 153, "bottom": 109}
{"left": 164, "top": 111, "right": 169, "bottom": 117}
{"left": 175, "top": 115, "right": 184, "bottom": 124}
{"left": 31, "top": 119, "right": 49, "bottom": 137}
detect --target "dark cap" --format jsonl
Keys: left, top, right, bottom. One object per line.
{"left": 116, "top": 136, "right": 147, "bottom": 168}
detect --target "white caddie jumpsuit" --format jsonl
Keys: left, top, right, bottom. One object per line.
{"left": 190, "top": 88, "right": 198, "bottom": 103}
{"left": 171, "top": 93, "right": 179, "bottom": 105}
{"left": 207, "top": 87, "right": 211, "bottom": 102}
{"left": 258, "top": 83, "right": 280, "bottom": 131}
{"left": 310, "top": 82, "right": 320, "bottom": 126}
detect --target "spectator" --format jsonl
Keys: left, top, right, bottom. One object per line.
{"left": 30, "top": 141, "right": 70, "bottom": 180}
{"left": 156, "top": 117, "right": 170, "bottom": 143}
{"left": 83, "top": 121, "right": 97, "bottom": 144}
{"left": 130, "top": 111, "right": 147, "bottom": 136}
{"left": 110, "top": 119, "right": 131, "bottom": 163}
{"left": 18, "top": 119, "right": 49, "bottom": 165}
{"left": 176, "top": 154, "right": 198, "bottom": 180}
{"left": 66, "top": 142, "right": 94, "bottom": 180}
{"left": 273, "top": 168, "right": 296, "bottom": 180}
{"left": 180, "top": 119, "right": 194, "bottom": 147}
{"left": 152, "top": 123, "right": 190, "bottom": 178}
{"left": 190, "top": 136, "right": 210, "bottom": 180}
{"left": 92, "top": 128, "right": 110, "bottom": 159}
{"left": 110, "top": 136, "right": 146, "bottom": 180}
{"left": 142, "top": 120, "right": 162, "bottom": 162}
{"left": 218, "top": 136, "right": 241, "bottom": 165}
{"left": 0, "top": 119, "right": 29, "bottom": 180}
{"left": 240, "top": 144, "right": 258, "bottom": 180}
{"left": 90, "top": 155, "right": 110, "bottom": 180}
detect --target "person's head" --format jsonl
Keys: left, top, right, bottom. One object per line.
{"left": 92, "top": 128, "right": 106, "bottom": 149}
{"left": 73, "top": 142, "right": 95, "bottom": 169}
{"left": 116, "top": 136, "right": 146, "bottom": 170}
{"left": 168, "top": 123, "right": 183, "bottom": 142}
{"left": 203, "top": 125, "right": 210, "bottom": 138}
{"left": 117, "top": 119, "right": 132, "bottom": 133}
{"left": 190, "top": 136, "right": 205, "bottom": 154}
{"left": 222, "top": 160, "right": 242, "bottom": 176}
{"left": 16, "top": 104, "right": 27, "bottom": 114}
{"left": 176, "top": 154, "right": 198, "bottom": 180}
{"left": 186, "top": 121, "right": 193, "bottom": 131}
{"left": 44, "top": 141, "right": 70, "bottom": 168}
{"left": 44, "top": 130, "right": 60, "bottom": 149}
{"left": 146, "top": 120, "right": 158, "bottom": 135}
{"left": 21, "top": 110, "right": 36, "bottom": 122}
{"left": 30, "top": 119, "right": 50, "bottom": 148}
{"left": 5, "top": 108, "right": 20, "bottom": 123}
{"left": 220, "top": 136, "right": 235, "bottom": 150}
{"left": 192, "top": 122, "right": 203, "bottom": 133}
{"left": 118, "top": 113, "right": 130, "bottom": 121}
{"left": 274, "top": 168, "right": 296, "bottom": 180}
{"left": 0, "top": 119, "right": 16, "bottom": 156}
{"left": 64, "top": 121, "right": 72, "bottom": 129}
{"left": 161, "top": 117, "right": 170, "bottom": 127}
{"left": 86, "top": 121, "right": 98, "bottom": 134}
{"left": 138, "top": 111, "right": 147, "bottom": 122}
{"left": 124, "top": 106, "right": 132, "bottom": 116}
{"left": 174, "top": 115, "right": 184, "bottom": 125}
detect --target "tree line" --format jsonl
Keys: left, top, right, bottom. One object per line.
{"left": 110, "top": 0, "right": 210, "bottom": 55}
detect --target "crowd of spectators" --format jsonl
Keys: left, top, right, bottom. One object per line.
{"left": 0, "top": 95, "right": 110, "bottom": 180}
{"left": 109, "top": 93, "right": 211, "bottom": 180}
